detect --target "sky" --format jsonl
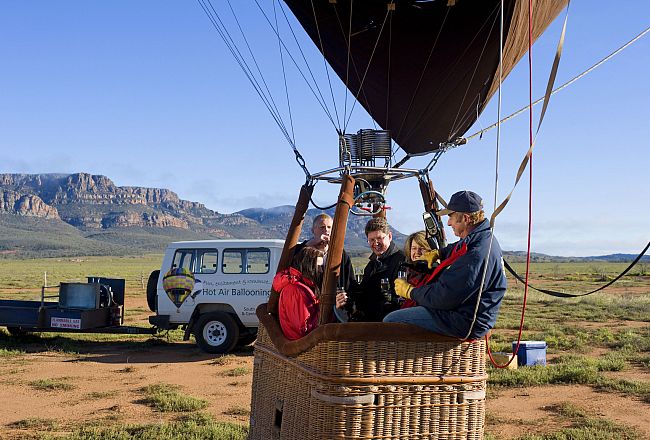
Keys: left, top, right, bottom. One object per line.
{"left": 0, "top": 1, "right": 648, "bottom": 257}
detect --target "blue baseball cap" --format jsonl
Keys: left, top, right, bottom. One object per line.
{"left": 437, "top": 191, "right": 483, "bottom": 215}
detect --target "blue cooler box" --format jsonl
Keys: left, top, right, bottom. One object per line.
{"left": 512, "top": 341, "right": 547, "bottom": 366}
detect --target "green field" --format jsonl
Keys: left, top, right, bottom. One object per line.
{"left": 0, "top": 257, "right": 648, "bottom": 439}
{"left": 0, "top": 254, "right": 162, "bottom": 300}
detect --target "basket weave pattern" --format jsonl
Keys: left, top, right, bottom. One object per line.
{"left": 249, "top": 325, "right": 487, "bottom": 439}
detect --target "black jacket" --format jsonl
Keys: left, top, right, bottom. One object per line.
{"left": 351, "top": 241, "right": 405, "bottom": 322}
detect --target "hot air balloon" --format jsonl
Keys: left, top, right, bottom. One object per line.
{"left": 162, "top": 267, "right": 195, "bottom": 312}
{"left": 199, "top": 1, "right": 572, "bottom": 438}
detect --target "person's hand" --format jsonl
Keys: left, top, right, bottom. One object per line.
{"left": 306, "top": 234, "right": 330, "bottom": 250}
{"left": 335, "top": 290, "right": 348, "bottom": 309}
{"left": 416, "top": 249, "right": 440, "bottom": 269}
{"left": 394, "top": 279, "right": 413, "bottom": 300}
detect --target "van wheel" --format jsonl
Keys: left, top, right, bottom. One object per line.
{"left": 146, "top": 270, "right": 160, "bottom": 312}
{"left": 195, "top": 312, "right": 239, "bottom": 354}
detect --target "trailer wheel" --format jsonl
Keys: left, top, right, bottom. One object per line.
{"left": 194, "top": 312, "right": 239, "bottom": 354}
{"left": 146, "top": 270, "right": 160, "bottom": 312}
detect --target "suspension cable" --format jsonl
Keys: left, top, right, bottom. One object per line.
{"left": 343, "top": 5, "right": 393, "bottom": 132}
{"left": 399, "top": 2, "right": 500, "bottom": 145}
{"left": 465, "top": 0, "right": 504, "bottom": 343}
{"left": 395, "top": 6, "right": 450, "bottom": 147}
{"left": 199, "top": 0, "right": 292, "bottom": 145}
{"left": 310, "top": 0, "right": 342, "bottom": 131}
{"left": 254, "top": 0, "right": 339, "bottom": 131}
{"left": 273, "top": 0, "right": 295, "bottom": 145}
{"left": 448, "top": 6, "right": 501, "bottom": 141}
{"left": 466, "top": 24, "right": 650, "bottom": 143}
{"left": 225, "top": 0, "right": 287, "bottom": 134}
{"left": 198, "top": 0, "right": 310, "bottom": 178}
{"left": 331, "top": 3, "right": 378, "bottom": 131}
{"left": 342, "top": 0, "right": 353, "bottom": 131}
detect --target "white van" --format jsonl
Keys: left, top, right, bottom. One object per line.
{"left": 147, "top": 239, "right": 284, "bottom": 354}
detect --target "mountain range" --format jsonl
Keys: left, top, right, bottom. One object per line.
{"left": 1, "top": 172, "right": 647, "bottom": 262}
{"left": 0, "top": 173, "right": 402, "bottom": 258}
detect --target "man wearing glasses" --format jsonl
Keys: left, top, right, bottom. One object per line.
{"left": 344, "top": 217, "right": 405, "bottom": 322}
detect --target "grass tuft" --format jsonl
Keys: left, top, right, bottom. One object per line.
{"left": 29, "top": 378, "right": 76, "bottom": 391}
{"left": 517, "top": 402, "right": 642, "bottom": 439}
{"left": 59, "top": 417, "right": 248, "bottom": 439}
{"left": 222, "top": 367, "right": 249, "bottom": 377}
{"left": 8, "top": 418, "right": 59, "bottom": 430}
{"left": 223, "top": 405, "right": 250, "bottom": 416}
{"left": 138, "top": 383, "right": 208, "bottom": 412}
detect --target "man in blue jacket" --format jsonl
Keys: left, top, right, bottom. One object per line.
{"left": 383, "top": 190, "right": 507, "bottom": 339}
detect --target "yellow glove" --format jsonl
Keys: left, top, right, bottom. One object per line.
{"left": 394, "top": 278, "right": 413, "bottom": 300}
{"left": 416, "top": 249, "right": 440, "bottom": 269}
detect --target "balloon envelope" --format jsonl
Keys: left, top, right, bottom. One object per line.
{"left": 283, "top": 0, "right": 567, "bottom": 155}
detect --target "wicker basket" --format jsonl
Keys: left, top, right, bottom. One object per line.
{"left": 249, "top": 311, "right": 487, "bottom": 440}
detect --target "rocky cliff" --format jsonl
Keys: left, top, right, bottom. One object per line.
{"left": 0, "top": 173, "right": 254, "bottom": 235}
{"left": 0, "top": 172, "right": 399, "bottom": 256}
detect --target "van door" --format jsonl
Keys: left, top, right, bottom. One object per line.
{"left": 222, "top": 247, "right": 273, "bottom": 327}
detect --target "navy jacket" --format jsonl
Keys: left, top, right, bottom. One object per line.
{"left": 410, "top": 219, "right": 507, "bottom": 339}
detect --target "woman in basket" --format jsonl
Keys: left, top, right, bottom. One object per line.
{"left": 274, "top": 246, "right": 325, "bottom": 340}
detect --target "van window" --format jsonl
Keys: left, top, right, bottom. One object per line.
{"left": 247, "top": 249, "right": 270, "bottom": 274}
{"left": 171, "top": 249, "right": 218, "bottom": 274}
{"left": 223, "top": 250, "right": 244, "bottom": 274}
{"left": 172, "top": 249, "right": 194, "bottom": 272}
{"left": 222, "top": 248, "right": 271, "bottom": 274}
{"left": 196, "top": 250, "right": 218, "bottom": 274}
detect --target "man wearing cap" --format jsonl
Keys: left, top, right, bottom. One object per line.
{"left": 383, "top": 190, "right": 507, "bottom": 339}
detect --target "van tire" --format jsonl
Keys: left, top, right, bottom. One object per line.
{"left": 195, "top": 312, "right": 239, "bottom": 354}
{"left": 146, "top": 270, "right": 160, "bottom": 312}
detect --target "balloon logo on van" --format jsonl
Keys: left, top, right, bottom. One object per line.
{"left": 163, "top": 268, "right": 195, "bottom": 312}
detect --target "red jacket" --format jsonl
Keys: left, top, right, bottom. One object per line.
{"left": 273, "top": 267, "right": 320, "bottom": 341}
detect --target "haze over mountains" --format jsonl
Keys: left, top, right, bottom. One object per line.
{"left": 0, "top": 173, "right": 647, "bottom": 262}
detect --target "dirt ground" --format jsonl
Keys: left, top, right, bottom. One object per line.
{"left": 1, "top": 297, "right": 649, "bottom": 439}
{"left": 1, "top": 343, "right": 649, "bottom": 439}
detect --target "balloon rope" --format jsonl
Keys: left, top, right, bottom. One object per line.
{"left": 465, "top": 0, "right": 503, "bottom": 342}
{"left": 487, "top": 0, "right": 535, "bottom": 369}
{"left": 466, "top": 24, "right": 650, "bottom": 143}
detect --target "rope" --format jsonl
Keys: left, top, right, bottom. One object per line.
{"left": 448, "top": 5, "right": 501, "bottom": 141}
{"left": 473, "top": 0, "right": 504, "bottom": 356}
{"left": 466, "top": 24, "right": 650, "bottom": 143}
{"left": 503, "top": 240, "right": 650, "bottom": 298}
{"left": 198, "top": 0, "right": 305, "bottom": 174}
{"left": 399, "top": 2, "right": 500, "bottom": 145}
{"left": 254, "top": 0, "right": 340, "bottom": 130}
{"left": 273, "top": 0, "right": 295, "bottom": 145}
{"left": 309, "top": 196, "right": 338, "bottom": 211}
{"left": 310, "top": 0, "right": 342, "bottom": 130}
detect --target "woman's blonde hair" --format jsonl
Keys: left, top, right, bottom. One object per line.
{"left": 467, "top": 210, "right": 485, "bottom": 226}
{"left": 404, "top": 231, "right": 431, "bottom": 263}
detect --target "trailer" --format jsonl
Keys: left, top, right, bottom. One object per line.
{"left": 0, "top": 276, "right": 156, "bottom": 336}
